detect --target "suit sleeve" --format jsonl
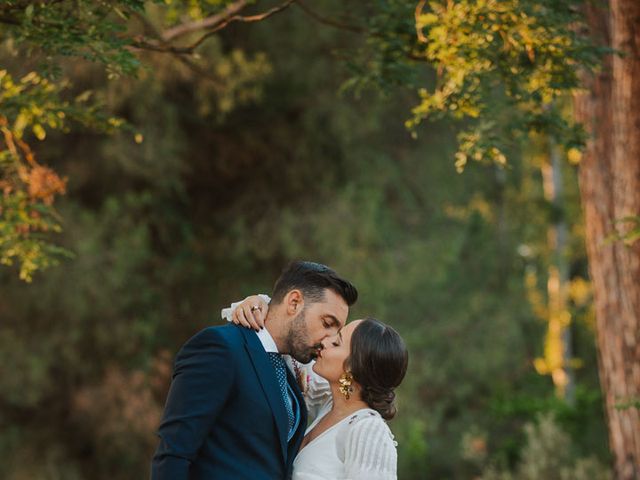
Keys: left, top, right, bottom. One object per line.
{"left": 151, "top": 328, "right": 235, "bottom": 480}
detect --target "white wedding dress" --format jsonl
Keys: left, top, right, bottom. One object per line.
{"left": 292, "top": 363, "right": 398, "bottom": 480}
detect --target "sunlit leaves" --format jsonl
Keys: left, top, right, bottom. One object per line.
{"left": 0, "top": 70, "right": 68, "bottom": 138}
{"left": 0, "top": 71, "right": 71, "bottom": 281}
{"left": 408, "top": 0, "right": 600, "bottom": 169}
{"left": 0, "top": 66, "right": 133, "bottom": 280}
{"left": 348, "top": 0, "right": 599, "bottom": 171}
{"left": 0, "top": 191, "right": 73, "bottom": 282}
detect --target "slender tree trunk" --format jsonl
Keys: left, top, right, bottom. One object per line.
{"left": 541, "top": 140, "right": 575, "bottom": 404}
{"left": 574, "top": 1, "right": 640, "bottom": 478}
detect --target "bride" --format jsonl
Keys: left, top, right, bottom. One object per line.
{"left": 224, "top": 295, "right": 408, "bottom": 480}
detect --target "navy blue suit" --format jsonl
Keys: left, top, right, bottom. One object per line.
{"left": 151, "top": 324, "right": 308, "bottom": 480}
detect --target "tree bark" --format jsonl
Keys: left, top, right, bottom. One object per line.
{"left": 574, "top": 1, "right": 640, "bottom": 478}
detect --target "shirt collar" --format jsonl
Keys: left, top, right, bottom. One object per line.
{"left": 256, "top": 327, "right": 279, "bottom": 353}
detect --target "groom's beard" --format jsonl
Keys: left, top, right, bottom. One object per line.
{"left": 284, "top": 309, "right": 321, "bottom": 364}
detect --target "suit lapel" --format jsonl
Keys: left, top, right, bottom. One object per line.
{"left": 240, "top": 327, "right": 289, "bottom": 462}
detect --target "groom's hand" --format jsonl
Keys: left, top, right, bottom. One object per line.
{"left": 232, "top": 295, "right": 268, "bottom": 331}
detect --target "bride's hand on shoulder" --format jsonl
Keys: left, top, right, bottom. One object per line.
{"left": 232, "top": 295, "right": 269, "bottom": 331}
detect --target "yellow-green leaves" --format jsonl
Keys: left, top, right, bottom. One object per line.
{"left": 0, "top": 189, "right": 71, "bottom": 282}
{"left": 0, "top": 71, "right": 75, "bottom": 281}
{"left": 408, "top": 0, "right": 597, "bottom": 170}
{"left": 0, "top": 70, "right": 68, "bottom": 140}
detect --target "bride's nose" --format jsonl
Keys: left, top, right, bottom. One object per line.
{"left": 321, "top": 335, "right": 336, "bottom": 349}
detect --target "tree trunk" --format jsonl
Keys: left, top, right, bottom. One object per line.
{"left": 541, "top": 140, "right": 575, "bottom": 404}
{"left": 574, "top": 1, "right": 640, "bottom": 478}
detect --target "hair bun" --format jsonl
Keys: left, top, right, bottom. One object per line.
{"left": 362, "top": 385, "right": 397, "bottom": 420}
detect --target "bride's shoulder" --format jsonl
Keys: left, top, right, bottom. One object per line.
{"left": 345, "top": 409, "right": 383, "bottom": 425}
{"left": 346, "top": 409, "right": 389, "bottom": 427}
{"left": 336, "top": 409, "right": 397, "bottom": 454}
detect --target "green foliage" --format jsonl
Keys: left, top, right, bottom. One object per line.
{"left": 341, "top": 0, "right": 419, "bottom": 95}
{"left": 0, "top": 189, "right": 71, "bottom": 282}
{"left": 0, "top": 0, "right": 271, "bottom": 280}
{"left": 7, "top": 1, "right": 141, "bottom": 76}
{"left": 0, "top": 70, "right": 68, "bottom": 139}
{"left": 479, "top": 413, "right": 611, "bottom": 480}
{"left": 0, "top": 68, "right": 126, "bottom": 280}
{"left": 348, "top": 0, "right": 600, "bottom": 171}
{"left": 421, "top": 0, "right": 592, "bottom": 163}
{"left": 411, "top": 0, "right": 599, "bottom": 164}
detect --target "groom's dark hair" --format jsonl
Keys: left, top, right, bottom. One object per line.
{"left": 270, "top": 261, "right": 358, "bottom": 306}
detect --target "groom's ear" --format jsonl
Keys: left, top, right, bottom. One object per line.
{"left": 284, "top": 289, "right": 304, "bottom": 316}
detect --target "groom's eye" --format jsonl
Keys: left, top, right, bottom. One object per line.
{"left": 321, "top": 316, "right": 339, "bottom": 330}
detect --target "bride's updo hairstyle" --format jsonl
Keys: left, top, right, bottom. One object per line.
{"left": 346, "top": 318, "right": 408, "bottom": 420}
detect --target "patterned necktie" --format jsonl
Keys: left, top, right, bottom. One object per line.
{"left": 268, "top": 352, "right": 295, "bottom": 435}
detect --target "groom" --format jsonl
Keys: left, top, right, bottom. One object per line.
{"left": 151, "top": 261, "right": 358, "bottom": 480}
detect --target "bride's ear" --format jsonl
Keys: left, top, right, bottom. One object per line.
{"left": 284, "top": 289, "right": 304, "bottom": 316}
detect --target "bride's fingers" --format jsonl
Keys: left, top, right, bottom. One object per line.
{"left": 241, "top": 305, "right": 261, "bottom": 331}
{"left": 235, "top": 310, "right": 246, "bottom": 326}
{"left": 252, "top": 308, "right": 265, "bottom": 329}
{"left": 236, "top": 308, "right": 251, "bottom": 329}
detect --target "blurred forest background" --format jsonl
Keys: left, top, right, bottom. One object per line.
{"left": 1, "top": 1, "right": 638, "bottom": 479}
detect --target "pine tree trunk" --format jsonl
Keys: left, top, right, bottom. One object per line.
{"left": 574, "top": 1, "right": 640, "bottom": 478}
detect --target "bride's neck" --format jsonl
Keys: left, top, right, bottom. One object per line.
{"left": 329, "top": 383, "right": 368, "bottom": 416}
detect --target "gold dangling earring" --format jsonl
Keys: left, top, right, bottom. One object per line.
{"left": 338, "top": 372, "right": 354, "bottom": 400}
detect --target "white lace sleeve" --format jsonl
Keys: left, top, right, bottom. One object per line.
{"left": 220, "top": 294, "right": 271, "bottom": 321}
{"left": 295, "top": 361, "right": 332, "bottom": 421}
{"left": 337, "top": 411, "right": 398, "bottom": 480}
